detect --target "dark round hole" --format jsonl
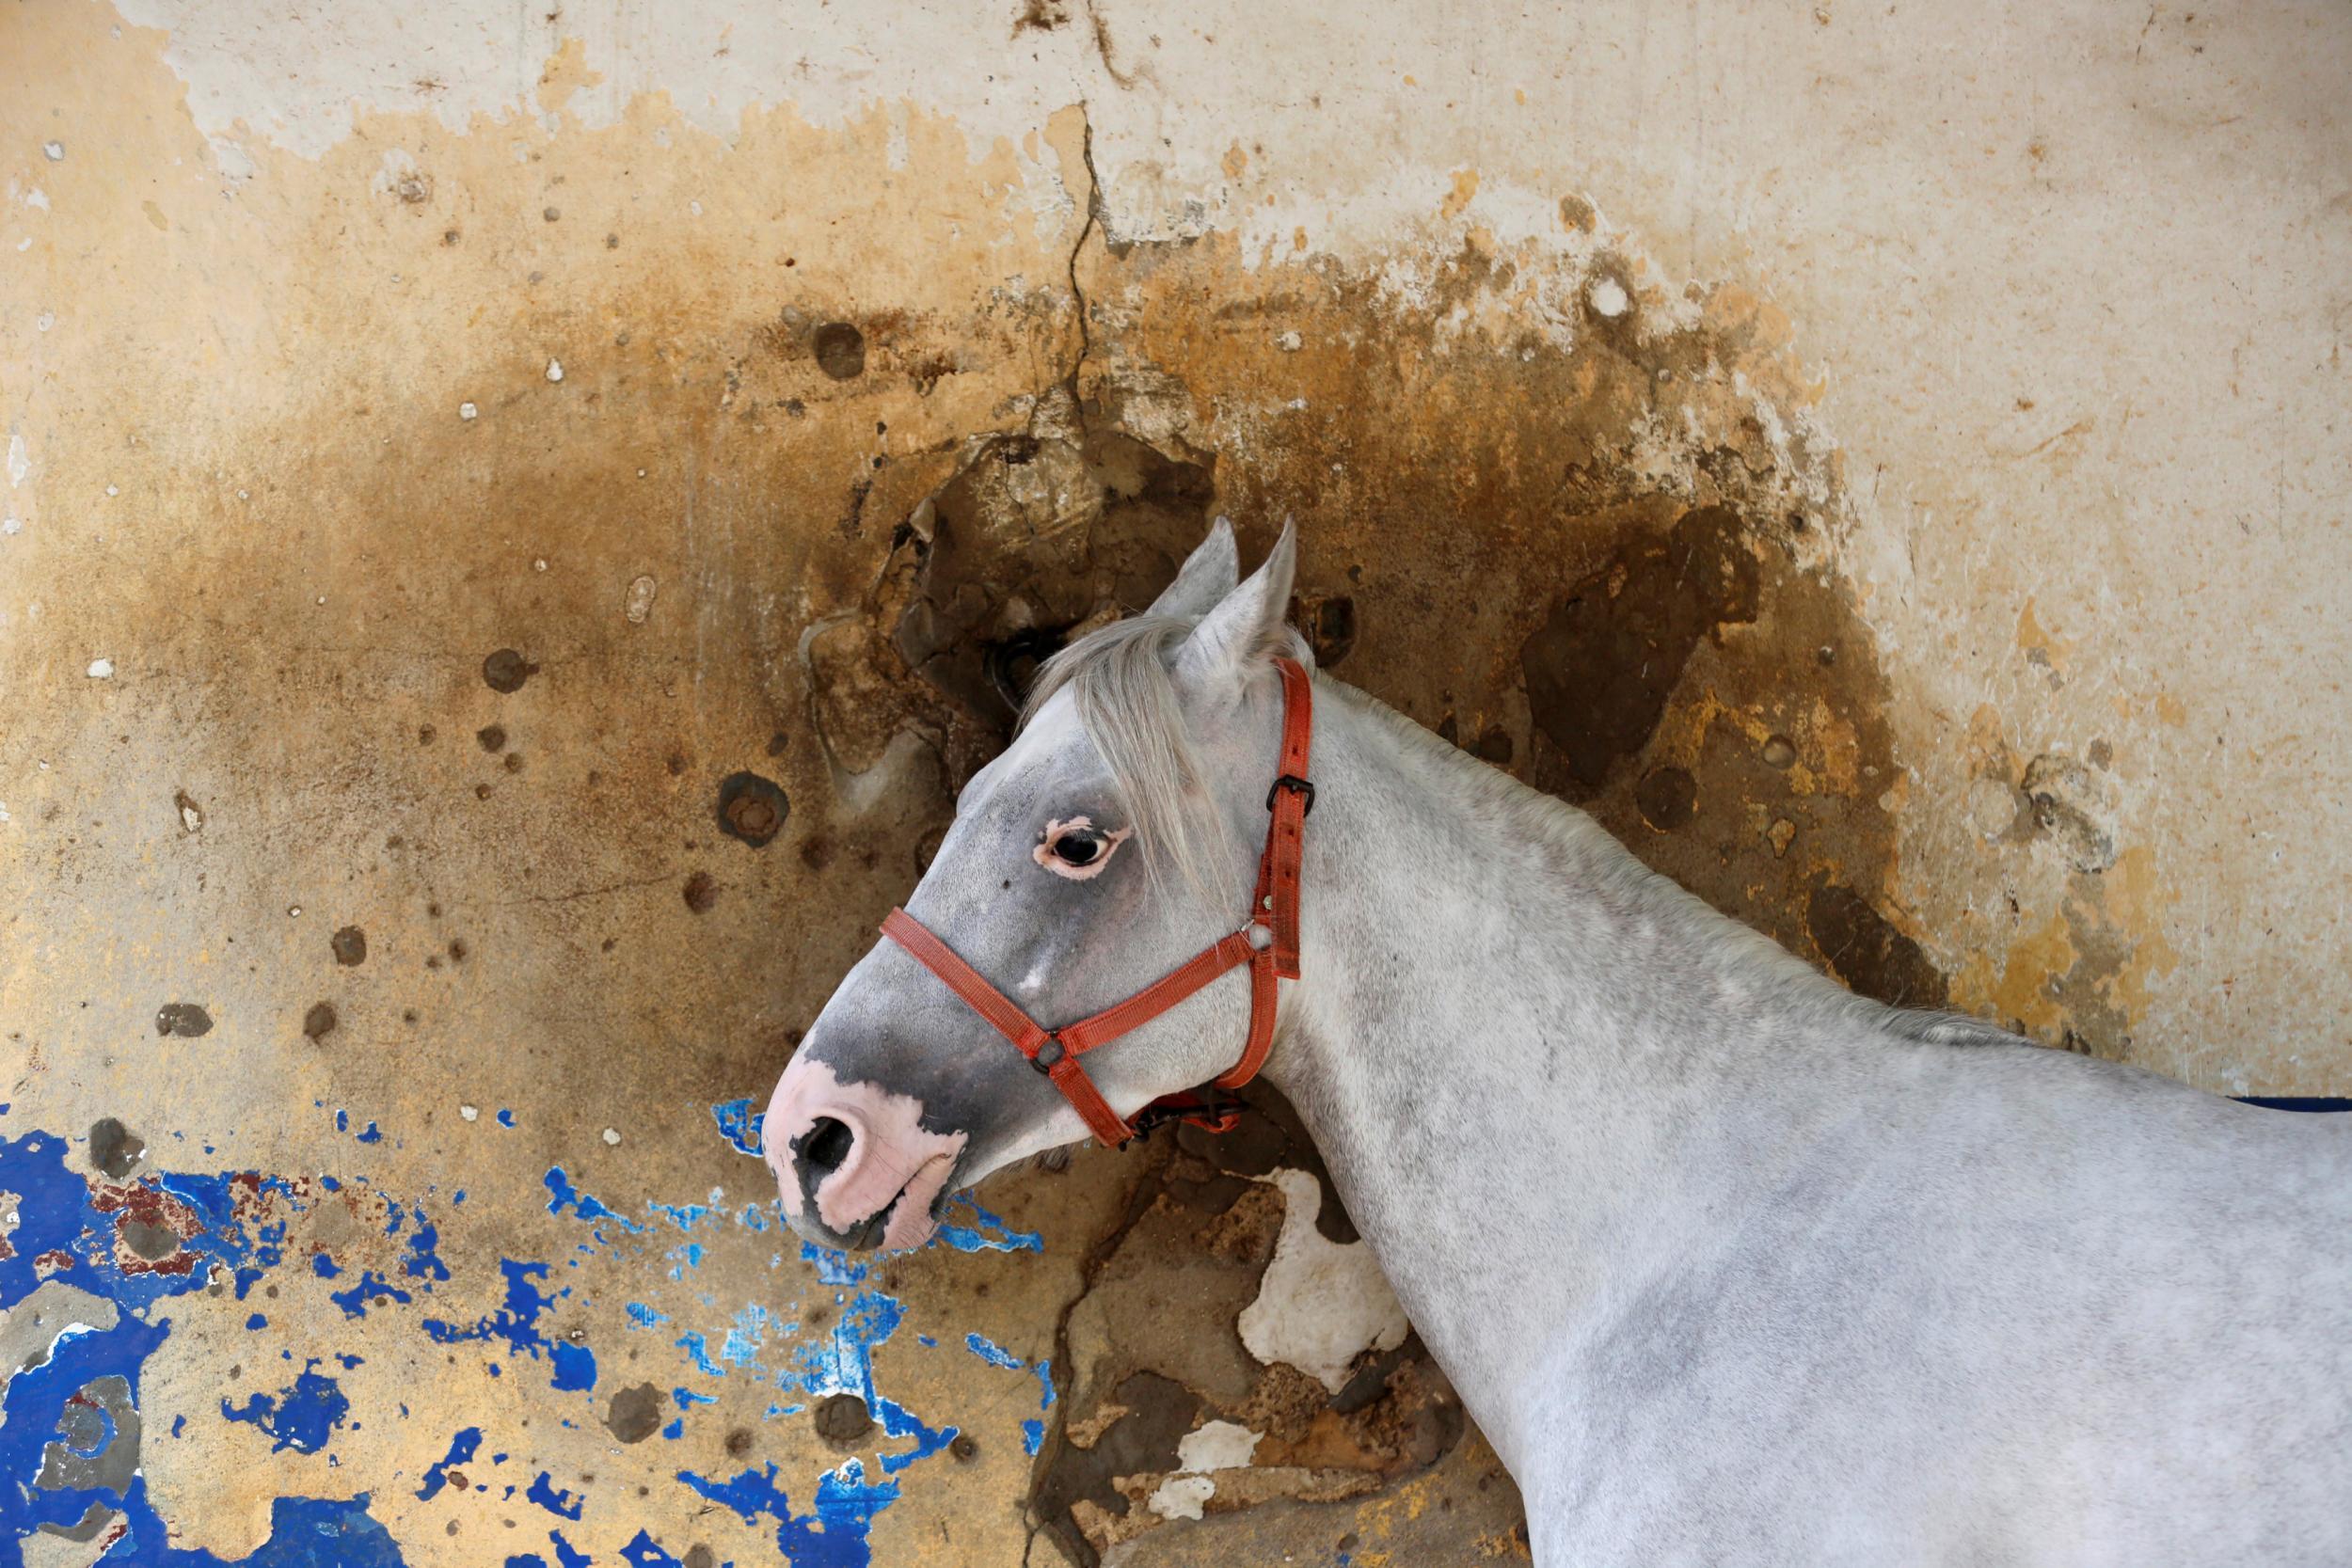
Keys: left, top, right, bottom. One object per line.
{"left": 812, "top": 323, "right": 866, "bottom": 380}
{"left": 715, "top": 771, "right": 789, "bottom": 847}
{"left": 812, "top": 1392, "right": 874, "bottom": 1447}
{"left": 800, "top": 1117, "right": 854, "bottom": 1174}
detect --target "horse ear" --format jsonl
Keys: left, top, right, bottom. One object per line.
{"left": 1173, "top": 519, "right": 1297, "bottom": 694}
{"left": 1147, "top": 516, "right": 1240, "bottom": 619}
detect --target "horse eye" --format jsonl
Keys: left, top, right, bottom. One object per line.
{"left": 1052, "top": 832, "right": 1104, "bottom": 866}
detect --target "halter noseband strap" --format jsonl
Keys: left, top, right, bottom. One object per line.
{"left": 879, "top": 657, "right": 1315, "bottom": 1148}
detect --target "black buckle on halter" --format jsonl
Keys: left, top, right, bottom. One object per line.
{"left": 1031, "top": 1036, "right": 1065, "bottom": 1073}
{"left": 1266, "top": 775, "right": 1316, "bottom": 816}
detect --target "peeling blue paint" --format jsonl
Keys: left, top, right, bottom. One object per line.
{"left": 963, "top": 1332, "right": 1023, "bottom": 1370}
{"left": 221, "top": 1363, "right": 351, "bottom": 1453}
{"left": 710, "top": 1097, "right": 763, "bottom": 1158}
{"left": 933, "top": 1195, "right": 1043, "bottom": 1255}
{"left": 417, "top": 1426, "right": 484, "bottom": 1499}
{"left": 329, "top": 1270, "right": 416, "bottom": 1320}
{"left": 546, "top": 1166, "right": 647, "bottom": 1235}
{"left": 422, "top": 1259, "right": 591, "bottom": 1394}
{"left": 1024, "top": 1418, "right": 1045, "bottom": 1456}
{"left": 527, "top": 1469, "right": 585, "bottom": 1519}
{"left": 681, "top": 1461, "right": 898, "bottom": 1568}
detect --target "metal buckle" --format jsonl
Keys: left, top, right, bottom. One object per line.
{"left": 1031, "top": 1036, "right": 1065, "bottom": 1073}
{"left": 1265, "top": 774, "right": 1316, "bottom": 816}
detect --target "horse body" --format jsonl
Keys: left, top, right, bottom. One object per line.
{"left": 1276, "top": 682, "right": 2352, "bottom": 1564}
{"left": 767, "top": 521, "right": 2352, "bottom": 1563}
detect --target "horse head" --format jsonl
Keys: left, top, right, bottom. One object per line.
{"left": 763, "top": 519, "right": 1311, "bottom": 1250}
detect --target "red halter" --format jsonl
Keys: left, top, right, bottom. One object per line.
{"left": 879, "top": 657, "right": 1315, "bottom": 1148}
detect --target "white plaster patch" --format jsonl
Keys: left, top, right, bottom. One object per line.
{"left": 459, "top": 1103, "right": 480, "bottom": 1122}
{"left": 1175, "top": 1419, "right": 1261, "bottom": 1473}
{"left": 1147, "top": 1474, "right": 1216, "bottom": 1521}
{"left": 24, "top": 188, "right": 49, "bottom": 212}
{"left": 602, "top": 1127, "right": 622, "bottom": 1146}
{"left": 8, "top": 433, "right": 28, "bottom": 488}
{"left": 41, "top": 141, "right": 63, "bottom": 161}
{"left": 1588, "top": 276, "right": 1629, "bottom": 318}
{"left": 1237, "top": 1168, "right": 1409, "bottom": 1392}
{"left": 623, "top": 575, "right": 658, "bottom": 624}
{"left": 86, "top": 658, "right": 113, "bottom": 679}
{"left": 459, "top": 402, "right": 477, "bottom": 420}
{"left": 545, "top": 357, "right": 564, "bottom": 383}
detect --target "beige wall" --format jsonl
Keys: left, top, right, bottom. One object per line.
{"left": 3, "top": 2, "right": 2346, "bottom": 1563}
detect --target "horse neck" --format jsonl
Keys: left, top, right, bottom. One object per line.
{"left": 1263, "top": 681, "right": 1868, "bottom": 1465}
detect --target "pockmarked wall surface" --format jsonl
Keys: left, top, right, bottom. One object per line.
{"left": 4, "top": 2, "right": 2347, "bottom": 1563}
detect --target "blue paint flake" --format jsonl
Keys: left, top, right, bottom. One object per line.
{"left": 1023, "top": 1418, "right": 1045, "bottom": 1455}
{"left": 526, "top": 1470, "right": 585, "bottom": 1519}
{"left": 422, "top": 1259, "right": 588, "bottom": 1393}
{"left": 933, "top": 1195, "right": 1042, "bottom": 1254}
{"left": 497, "top": 1109, "right": 516, "bottom": 1128}
{"left": 963, "top": 1332, "right": 1022, "bottom": 1370}
{"left": 626, "top": 1301, "right": 670, "bottom": 1330}
{"left": 545, "top": 1165, "right": 646, "bottom": 1234}
{"left": 648, "top": 1200, "right": 715, "bottom": 1231}
{"left": 329, "top": 1270, "right": 416, "bottom": 1320}
{"left": 405, "top": 1217, "right": 453, "bottom": 1282}
{"left": 418, "top": 1427, "right": 484, "bottom": 1499}
{"left": 710, "top": 1097, "right": 763, "bottom": 1158}
{"left": 681, "top": 1461, "right": 898, "bottom": 1568}
{"left": 221, "top": 1363, "right": 352, "bottom": 1453}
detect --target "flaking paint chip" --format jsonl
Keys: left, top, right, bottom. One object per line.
{"left": 460, "top": 1104, "right": 480, "bottom": 1122}
{"left": 546, "top": 358, "right": 564, "bottom": 382}
{"left": 87, "top": 658, "right": 114, "bottom": 678}
{"left": 459, "top": 402, "right": 478, "bottom": 420}
{"left": 602, "top": 1128, "right": 622, "bottom": 1146}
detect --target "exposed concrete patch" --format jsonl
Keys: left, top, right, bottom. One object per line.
{"left": 1, "top": 1282, "right": 121, "bottom": 1389}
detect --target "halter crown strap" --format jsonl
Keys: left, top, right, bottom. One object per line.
{"left": 881, "top": 657, "right": 1315, "bottom": 1147}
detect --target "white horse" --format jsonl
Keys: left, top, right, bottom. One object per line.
{"left": 764, "top": 520, "right": 2352, "bottom": 1565}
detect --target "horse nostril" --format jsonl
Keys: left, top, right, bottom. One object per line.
{"left": 800, "top": 1117, "right": 855, "bottom": 1174}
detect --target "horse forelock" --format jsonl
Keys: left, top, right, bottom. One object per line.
{"left": 1018, "top": 610, "right": 1310, "bottom": 911}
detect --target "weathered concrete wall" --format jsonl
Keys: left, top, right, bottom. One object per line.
{"left": 4, "top": 1, "right": 2347, "bottom": 1563}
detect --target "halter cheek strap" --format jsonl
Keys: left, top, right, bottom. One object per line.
{"left": 880, "top": 657, "right": 1315, "bottom": 1147}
